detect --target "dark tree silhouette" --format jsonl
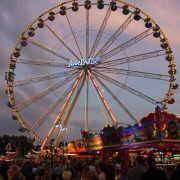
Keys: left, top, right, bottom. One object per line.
{"left": 0, "top": 135, "right": 34, "bottom": 155}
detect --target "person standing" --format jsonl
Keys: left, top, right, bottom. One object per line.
{"left": 0, "top": 160, "right": 9, "bottom": 180}
{"left": 97, "top": 162, "right": 107, "bottom": 180}
{"left": 104, "top": 165, "right": 116, "bottom": 180}
{"left": 126, "top": 156, "right": 146, "bottom": 180}
{"left": 171, "top": 163, "right": 180, "bottom": 180}
{"left": 7, "top": 165, "right": 24, "bottom": 180}
{"left": 142, "top": 156, "right": 168, "bottom": 180}
{"left": 81, "top": 165, "right": 99, "bottom": 180}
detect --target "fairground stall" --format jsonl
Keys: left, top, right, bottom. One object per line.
{"left": 67, "top": 106, "right": 180, "bottom": 175}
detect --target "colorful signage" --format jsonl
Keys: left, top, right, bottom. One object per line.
{"left": 68, "top": 57, "right": 101, "bottom": 67}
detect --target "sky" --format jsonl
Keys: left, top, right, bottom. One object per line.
{"left": 0, "top": 0, "right": 180, "bottom": 144}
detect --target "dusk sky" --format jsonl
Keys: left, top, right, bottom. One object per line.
{"left": 0, "top": 0, "right": 180, "bottom": 144}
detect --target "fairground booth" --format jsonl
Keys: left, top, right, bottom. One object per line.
{"left": 67, "top": 106, "right": 180, "bottom": 169}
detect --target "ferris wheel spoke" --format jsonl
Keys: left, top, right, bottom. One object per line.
{"left": 94, "top": 67, "right": 170, "bottom": 81}
{"left": 32, "top": 86, "right": 72, "bottom": 132}
{"left": 14, "top": 70, "right": 76, "bottom": 87}
{"left": 89, "top": 6, "right": 111, "bottom": 58}
{"left": 28, "top": 39, "right": 71, "bottom": 62}
{"left": 93, "top": 73, "right": 138, "bottom": 123}
{"left": 100, "top": 29, "right": 153, "bottom": 61}
{"left": 95, "top": 14, "right": 133, "bottom": 57}
{"left": 93, "top": 70, "right": 159, "bottom": 105}
{"left": 66, "top": 14, "right": 83, "bottom": 59}
{"left": 17, "top": 58, "right": 68, "bottom": 68}
{"left": 45, "top": 24, "right": 80, "bottom": 60}
{"left": 17, "top": 72, "right": 78, "bottom": 110}
{"left": 53, "top": 75, "right": 86, "bottom": 147}
{"left": 95, "top": 50, "right": 164, "bottom": 67}
{"left": 87, "top": 69, "right": 117, "bottom": 125}
{"left": 41, "top": 69, "right": 85, "bottom": 150}
{"left": 86, "top": 9, "right": 89, "bottom": 58}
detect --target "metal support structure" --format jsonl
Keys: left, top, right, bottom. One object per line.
{"left": 29, "top": 39, "right": 71, "bottom": 62}
{"left": 87, "top": 69, "right": 117, "bottom": 125}
{"left": 66, "top": 14, "right": 83, "bottom": 58}
{"left": 94, "top": 70, "right": 159, "bottom": 105}
{"left": 89, "top": 6, "right": 111, "bottom": 58}
{"left": 100, "top": 29, "right": 153, "bottom": 61}
{"left": 94, "top": 67, "right": 170, "bottom": 81}
{"left": 32, "top": 87, "right": 71, "bottom": 131}
{"left": 53, "top": 76, "right": 86, "bottom": 147}
{"left": 85, "top": 74, "right": 89, "bottom": 131}
{"left": 17, "top": 58, "right": 67, "bottom": 68}
{"left": 41, "top": 69, "right": 85, "bottom": 150}
{"left": 93, "top": 73, "right": 138, "bottom": 123}
{"left": 95, "top": 50, "right": 164, "bottom": 67}
{"left": 86, "top": 9, "right": 89, "bottom": 59}
{"left": 18, "top": 72, "right": 78, "bottom": 110}
{"left": 95, "top": 14, "right": 133, "bottom": 57}
{"left": 45, "top": 24, "right": 80, "bottom": 60}
{"left": 14, "top": 70, "right": 76, "bottom": 86}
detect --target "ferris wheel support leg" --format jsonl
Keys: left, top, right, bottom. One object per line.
{"left": 87, "top": 69, "right": 117, "bottom": 125}
{"left": 53, "top": 75, "right": 86, "bottom": 147}
{"left": 85, "top": 75, "right": 89, "bottom": 131}
{"left": 40, "top": 70, "right": 85, "bottom": 150}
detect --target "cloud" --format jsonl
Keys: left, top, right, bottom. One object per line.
{"left": 129, "top": 0, "right": 180, "bottom": 44}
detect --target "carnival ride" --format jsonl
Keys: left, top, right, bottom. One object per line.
{"left": 5, "top": 0, "right": 178, "bottom": 150}
{"left": 80, "top": 106, "right": 180, "bottom": 151}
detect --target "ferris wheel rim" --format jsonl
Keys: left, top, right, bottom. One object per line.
{"left": 6, "top": 0, "right": 177, "bottom": 145}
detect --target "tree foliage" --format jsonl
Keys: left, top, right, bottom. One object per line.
{"left": 0, "top": 135, "right": 34, "bottom": 155}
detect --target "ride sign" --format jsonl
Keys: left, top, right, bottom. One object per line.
{"left": 68, "top": 57, "right": 101, "bottom": 67}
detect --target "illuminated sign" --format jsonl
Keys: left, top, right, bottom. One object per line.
{"left": 68, "top": 57, "right": 101, "bottom": 67}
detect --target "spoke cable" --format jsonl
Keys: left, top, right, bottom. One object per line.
{"left": 93, "top": 72, "right": 138, "bottom": 123}
{"left": 45, "top": 23, "right": 80, "bottom": 60}
{"left": 89, "top": 6, "right": 111, "bottom": 58}
{"left": 29, "top": 39, "right": 71, "bottom": 62}
{"left": 32, "top": 85, "right": 72, "bottom": 131}
{"left": 100, "top": 29, "right": 153, "bottom": 61}
{"left": 17, "top": 71, "right": 79, "bottom": 110}
{"left": 17, "top": 58, "right": 68, "bottom": 68}
{"left": 66, "top": 14, "right": 83, "bottom": 58}
{"left": 95, "top": 50, "right": 164, "bottom": 67}
{"left": 94, "top": 67, "right": 170, "bottom": 81}
{"left": 14, "top": 69, "right": 76, "bottom": 86}
{"left": 93, "top": 70, "right": 159, "bottom": 105}
{"left": 86, "top": 9, "right": 89, "bottom": 59}
{"left": 95, "top": 14, "right": 133, "bottom": 57}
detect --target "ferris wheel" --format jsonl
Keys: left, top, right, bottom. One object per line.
{"left": 5, "top": 0, "right": 178, "bottom": 149}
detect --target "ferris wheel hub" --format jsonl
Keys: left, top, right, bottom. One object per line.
{"left": 67, "top": 57, "right": 101, "bottom": 68}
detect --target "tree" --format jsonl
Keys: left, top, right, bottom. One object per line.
{"left": 0, "top": 135, "right": 34, "bottom": 155}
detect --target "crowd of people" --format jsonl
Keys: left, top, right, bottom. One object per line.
{"left": 126, "top": 156, "right": 180, "bottom": 180}
{"left": 0, "top": 155, "right": 179, "bottom": 180}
